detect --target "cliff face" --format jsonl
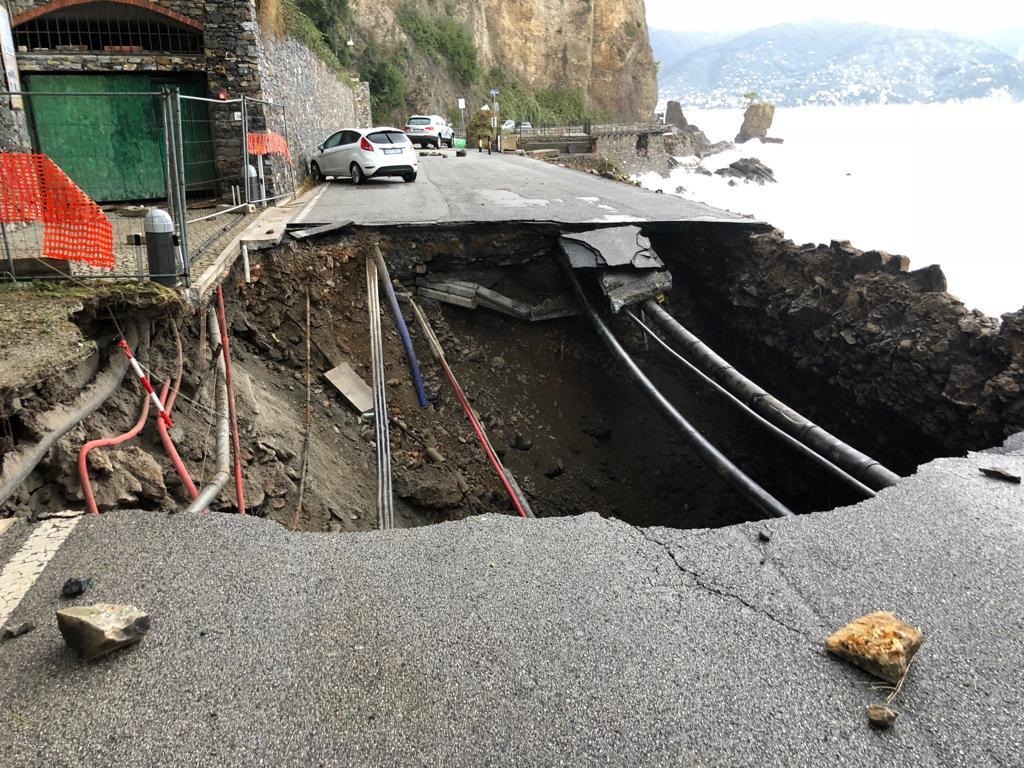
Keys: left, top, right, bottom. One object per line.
{"left": 348, "top": 0, "right": 657, "bottom": 122}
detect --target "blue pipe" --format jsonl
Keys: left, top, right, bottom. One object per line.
{"left": 373, "top": 247, "right": 429, "bottom": 407}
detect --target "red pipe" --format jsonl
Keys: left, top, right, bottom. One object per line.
{"left": 437, "top": 354, "right": 529, "bottom": 519}
{"left": 157, "top": 382, "right": 199, "bottom": 500}
{"left": 156, "top": 321, "right": 199, "bottom": 500}
{"left": 79, "top": 394, "right": 150, "bottom": 515}
{"left": 215, "top": 285, "right": 246, "bottom": 514}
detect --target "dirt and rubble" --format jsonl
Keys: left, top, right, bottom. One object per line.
{"left": 1, "top": 220, "right": 1021, "bottom": 532}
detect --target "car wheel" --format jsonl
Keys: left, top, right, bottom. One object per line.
{"left": 403, "top": 172, "right": 417, "bottom": 183}
{"left": 310, "top": 162, "right": 323, "bottom": 183}
{"left": 350, "top": 162, "right": 365, "bottom": 185}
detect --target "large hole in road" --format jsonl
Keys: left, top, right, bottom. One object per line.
{"left": 232, "top": 224, "right": 889, "bottom": 531}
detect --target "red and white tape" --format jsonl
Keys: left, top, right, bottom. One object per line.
{"left": 117, "top": 338, "right": 173, "bottom": 428}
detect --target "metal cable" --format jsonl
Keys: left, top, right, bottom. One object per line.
{"left": 642, "top": 300, "right": 901, "bottom": 490}
{"left": 367, "top": 257, "right": 394, "bottom": 529}
{"left": 625, "top": 309, "right": 876, "bottom": 499}
{"left": 561, "top": 261, "right": 794, "bottom": 519}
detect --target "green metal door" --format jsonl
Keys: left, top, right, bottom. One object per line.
{"left": 26, "top": 74, "right": 167, "bottom": 202}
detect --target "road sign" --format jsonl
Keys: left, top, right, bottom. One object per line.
{"left": 457, "top": 98, "right": 466, "bottom": 109}
{"left": 489, "top": 88, "right": 500, "bottom": 96}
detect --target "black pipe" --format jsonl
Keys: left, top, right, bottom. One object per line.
{"left": 625, "top": 309, "right": 876, "bottom": 499}
{"left": 560, "top": 260, "right": 793, "bottom": 519}
{"left": 643, "top": 301, "right": 901, "bottom": 490}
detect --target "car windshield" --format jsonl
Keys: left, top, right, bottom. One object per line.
{"left": 368, "top": 131, "right": 410, "bottom": 145}
{"left": 408, "top": 117, "right": 431, "bottom": 125}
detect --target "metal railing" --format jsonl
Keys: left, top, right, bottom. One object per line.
{"left": 0, "top": 87, "right": 296, "bottom": 285}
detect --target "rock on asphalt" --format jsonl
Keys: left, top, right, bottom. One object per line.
{"left": 0, "top": 434, "right": 1022, "bottom": 766}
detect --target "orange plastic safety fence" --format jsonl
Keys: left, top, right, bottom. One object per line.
{"left": 0, "top": 153, "right": 115, "bottom": 269}
{"left": 247, "top": 131, "right": 291, "bottom": 161}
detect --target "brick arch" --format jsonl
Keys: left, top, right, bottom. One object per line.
{"left": 12, "top": 0, "right": 203, "bottom": 31}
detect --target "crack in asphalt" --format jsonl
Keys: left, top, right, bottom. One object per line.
{"left": 635, "top": 527, "right": 812, "bottom": 641}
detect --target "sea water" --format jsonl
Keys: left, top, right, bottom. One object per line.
{"left": 637, "top": 100, "right": 1024, "bottom": 316}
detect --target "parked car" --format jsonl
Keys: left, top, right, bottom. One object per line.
{"left": 309, "top": 127, "right": 417, "bottom": 185}
{"left": 517, "top": 121, "right": 534, "bottom": 133}
{"left": 404, "top": 114, "right": 454, "bottom": 148}
{"left": 500, "top": 119, "right": 515, "bottom": 132}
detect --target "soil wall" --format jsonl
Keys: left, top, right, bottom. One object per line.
{"left": 650, "top": 224, "right": 1024, "bottom": 471}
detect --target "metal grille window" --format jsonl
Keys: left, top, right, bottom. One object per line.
{"left": 14, "top": 4, "right": 203, "bottom": 55}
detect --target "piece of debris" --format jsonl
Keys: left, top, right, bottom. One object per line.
{"left": 979, "top": 466, "right": 1021, "bottom": 484}
{"left": 2, "top": 621, "right": 35, "bottom": 640}
{"left": 324, "top": 362, "right": 374, "bottom": 415}
{"left": 56, "top": 603, "right": 151, "bottom": 661}
{"left": 757, "top": 529, "right": 771, "bottom": 543}
{"left": 825, "top": 611, "right": 924, "bottom": 684}
{"left": 61, "top": 576, "right": 93, "bottom": 599}
{"left": 867, "top": 704, "right": 899, "bottom": 730}
{"left": 425, "top": 446, "right": 445, "bottom": 464}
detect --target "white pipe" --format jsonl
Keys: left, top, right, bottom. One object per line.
{"left": 184, "top": 306, "right": 231, "bottom": 514}
{"left": 241, "top": 244, "right": 251, "bottom": 283}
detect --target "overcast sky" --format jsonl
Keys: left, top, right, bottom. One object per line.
{"left": 644, "top": 0, "right": 1023, "bottom": 36}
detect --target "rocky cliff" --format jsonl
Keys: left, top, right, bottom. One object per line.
{"left": 347, "top": 0, "right": 657, "bottom": 122}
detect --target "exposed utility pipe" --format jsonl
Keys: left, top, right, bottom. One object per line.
{"left": 410, "top": 300, "right": 534, "bottom": 519}
{"left": 80, "top": 319, "right": 152, "bottom": 515}
{"left": 367, "top": 256, "right": 395, "bottom": 529}
{"left": 0, "top": 325, "right": 139, "bottom": 510}
{"left": 625, "top": 310, "right": 876, "bottom": 499}
{"left": 642, "top": 300, "right": 901, "bottom": 491}
{"left": 372, "top": 245, "right": 429, "bottom": 408}
{"left": 156, "top": 321, "right": 199, "bottom": 500}
{"left": 561, "top": 263, "right": 794, "bottom": 519}
{"left": 184, "top": 307, "right": 231, "bottom": 515}
{"left": 216, "top": 285, "right": 246, "bottom": 514}
{"left": 79, "top": 394, "right": 150, "bottom": 515}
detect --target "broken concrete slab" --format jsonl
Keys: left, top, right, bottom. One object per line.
{"left": 598, "top": 270, "right": 673, "bottom": 313}
{"left": 324, "top": 363, "right": 373, "bottom": 415}
{"left": 561, "top": 227, "right": 664, "bottom": 269}
{"left": 56, "top": 603, "right": 151, "bottom": 661}
{"left": 825, "top": 611, "right": 924, "bottom": 684}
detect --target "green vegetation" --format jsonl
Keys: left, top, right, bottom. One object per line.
{"left": 359, "top": 43, "right": 407, "bottom": 122}
{"left": 743, "top": 91, "right": 760, "bottom": 103}
{"left": 482, "top": 68, "right": 589, "bottom": 124}
{"left": 396, "top": 2, "right": 479, "bottom": 83}
{"left": 281, "top": 0, "right": 348, "bottom": 72}
{"left": 292, "top": 0, "right": 353, "bottom": 65}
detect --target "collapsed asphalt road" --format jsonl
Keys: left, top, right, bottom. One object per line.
{"left": 294, "top": 151, "right": 756, "bottom": 228}
{"left": 0, "top": 434, "right": 1022, "bottom": 766}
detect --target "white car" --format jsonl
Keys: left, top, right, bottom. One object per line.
{"left": 404, "top": 114, "right": 454, "bottom": 148}
{"left": 309, "top": 127, "right": 417, "bottom": 184}
{"left": 501, "top": 119, "right": 515, "bottom": 132}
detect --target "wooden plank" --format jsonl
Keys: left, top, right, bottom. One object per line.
{"left": 324, "top": 362, "right": 373, "bottom": 414}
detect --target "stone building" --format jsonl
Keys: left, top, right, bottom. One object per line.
{"left": 0, "top": 0, "right": 371, "bottom": 201}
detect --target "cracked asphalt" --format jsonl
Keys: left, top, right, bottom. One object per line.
{"left": 0, "top": 435, "right": 1021, "bottom": 766}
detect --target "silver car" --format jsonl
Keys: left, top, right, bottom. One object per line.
{"left": 403, "top": 114, "right": 454, "bottom": 148}
{"left": 309, "top": 127, "right": 418, "bottom": 185}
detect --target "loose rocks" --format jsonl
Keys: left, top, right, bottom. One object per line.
{"left": 867, "top": 704, "right": 899, "bottom": 729}
{"left": 1, "top": 621, "right": 35, "bottom": 640}
{"left": 56, "top": 603, "right": 151, "bottom": 661}
{"left": 61, "top": 576, "right": 93, "bottom": 598}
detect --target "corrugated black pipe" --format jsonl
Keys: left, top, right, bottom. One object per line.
{"left": 560, "top": 261, "right": 793, "bottom": 519}
{"left": 643, "top": 300, "right": 901, "bottom": 491}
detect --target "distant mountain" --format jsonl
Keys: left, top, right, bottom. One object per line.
{"left": 657, "top": 20, "right": 1024, "bottom": 107}
{"left": 648, "top": 28, "right": 734, "bottom": 71}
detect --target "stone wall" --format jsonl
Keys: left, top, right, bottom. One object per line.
{"left": 650, "top": 226, "right": 1024, "bottom": 471}
{"left": 2, "top": 0, "right": 374, "bottom": 188}
{"left": 0, "top": 98, "right": 30, "bottom": 151}
{"left": 257, "top": 33, "right": 369, "bottom": 182}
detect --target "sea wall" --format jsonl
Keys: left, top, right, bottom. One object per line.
{"left": 651, "top": 226, "right": 1024, "bottom": 470}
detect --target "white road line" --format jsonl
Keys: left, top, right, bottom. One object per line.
{"left": 293, "top": 184, "right": 330, "bottom": 225}
{"left": 0, "top": 516, "right": 81, "bottom": 627}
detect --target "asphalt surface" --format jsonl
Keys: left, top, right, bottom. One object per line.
{"left": 297, "top": 151, "right": 757, "bottom": 228}
{"left": 1, "top": 434, "right": 1021, "bottom": 766}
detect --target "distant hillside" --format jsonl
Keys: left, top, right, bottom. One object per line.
{"left": 648, "top": 28, "right": 732, "bottom": 71}
{"left": 657, "top": 20, "right": 1024, "bottom": 107}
